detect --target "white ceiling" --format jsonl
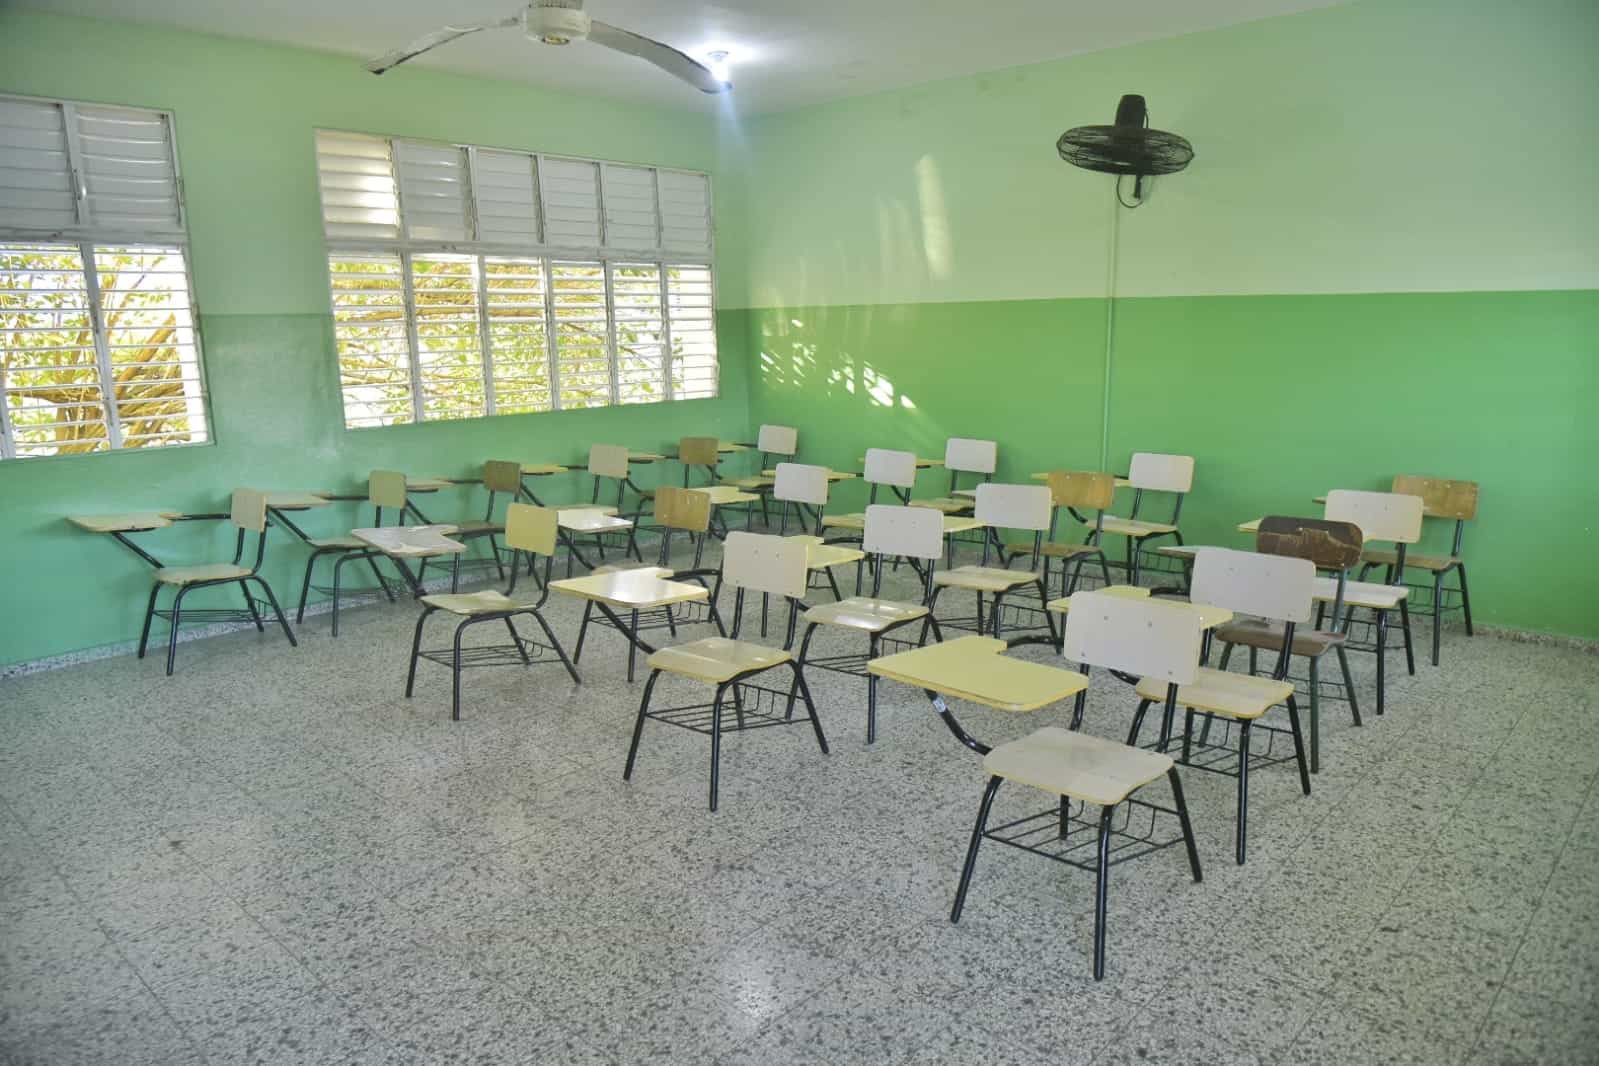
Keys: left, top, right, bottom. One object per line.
{"left": 25, "top": 0, "right": 1349, "bottom": 113}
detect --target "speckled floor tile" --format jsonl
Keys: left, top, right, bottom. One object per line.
{"left": 0, "top": 538, "right": 1594, "bottom": 1064}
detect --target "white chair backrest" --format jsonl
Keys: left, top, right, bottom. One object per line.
{"left": 589, "top": 444, "right": 629, "bottom": 480}
{"left": 944, "top": 437, "right": 997, "bottom": 475}
{"left": 1190, "top": 547, "right": 1314, "bottom": 624}
{"left": 1128, "top": 452, "right": 1195, "bottom": 493}
{"left": 974, "top": 483, "right": 1051, "bottom": 532}
{"left": 774, "top": 463, "right": 829, "bottom": 506}
{"left": 723, "top": 532, "right": 809, "bottom": 599}
{"left": 757, "top": 424, "right": 798, "bottom": 456}
{"left": 864, "top": 448, "right": 917, "bottom": 489}
{"left": 1062, "top": 591, "right": 1201, "bottom": 686}
{"left": 863, "top": 505, "right": 944, "bottom": 561}
{"left": 1325, "top": 490, "right": 1423, "bottom": 545}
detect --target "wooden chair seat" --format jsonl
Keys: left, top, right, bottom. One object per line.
{"left": 1361, "top": 548, "right": 1460, "bottom": 572}
{"left": 1213, "top": 619, "right": 1346, "bottom": 658}
{"left": 648, "top": 637, "right": 792, "bottom": 683}
{"left": 910, "top": 497, "right": 973, "bottom": 514}
{"left": 1008, "top": 540, "right": 1104, "bottom": 559}
{"left": 1099, "top": 516, "right": 1179, "bottom": 538}
{"left": 1134, "top": 667, "right": 1294, "bottom": 721}
{"left": 804, "top": 597, "right": 928, "bottom": 633}
{"left": 984, "top": 726, "right": 1174, "bottom": 806}
{"left": 933, "top": 565, "right": 1040, "bottom": 593}
{"left": 419, "top": 590, "right": 538, "bottom": 616}
{"left": 154, "top": 563, "right": 252, "bottom": 586}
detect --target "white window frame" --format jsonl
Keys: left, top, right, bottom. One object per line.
{"left": 0, "top": 93, "right": 210, "bottom": 461}
{"left": 316, "top": 129, "right": 718, "bottom": 429}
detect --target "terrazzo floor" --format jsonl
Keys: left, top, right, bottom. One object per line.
{"left": 2, "top": 543, "right": 1597, "bottom": 1065}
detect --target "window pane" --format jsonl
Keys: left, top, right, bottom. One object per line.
{"left": 611, "top": 263, "right": 663, "bottom": 405}
{"left": 95, "top": 245, "right": 208, "bottom": 450}
{"left": 410, "top": 254, "right": 485, "bottom": 422}
{"left": 667, "top": 264, "right": 717, "bottom": 400}
{"left": 483, "top": 256, "right": 551, "bottom": 415}
{"left": 0, "top": 242, "right": 109, "bottom": 457}
{"left": 330, "top": 253, "right": 412, "bottom": 428}
{"left": 550, "top": 260, "right": 610, "bottom": 410}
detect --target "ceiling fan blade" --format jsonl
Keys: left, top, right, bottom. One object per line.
{"left": 587, "top": 21, "right": 729, "bottom": 94}
{"left": 365, "top": 14, "right": 522, "bottom": 75}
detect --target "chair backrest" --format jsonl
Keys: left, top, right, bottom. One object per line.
{"left": 1128, "top": 453, "right": 1195, "bottom": 494}
{"left": 864, "top": 448, "right": 917, "bottom": 489}
{"left": 1190, "top": 547, "right": 1314, "bottom": 624}
{"left": 504, "top": 502, "right": 557, "bottom": 556}
{"left": 1392, "top": 475, "right": 1478, "bottom": 521}
{"left": 654, "top": 486, "right": 712, "bottom": 533}
{"left": 757, "top": 424, "right": 798, "bottom": 457}
{"left": 589, "top": 444, "right": 630, "bottom": 480}
{"left": 1325, "top": 490, "right": 1423, "bottom": 545}
{"left": 483, "top": 459, "right": 523, "bottom": 495}
{"left": 1062, "top": 591, "right": 1201, "bottom": 685}
{"left": 1047, "top": 470, "right": 1115, "bottom": 511}
{"left": 679, "top": 436, "right": 721, "bottom": 467}
{"left": 1256, "top": 516, "right": 1364, "bottom": 571}
{"left": 863, "top": 504, "right": 944, "bottom": 561}
{"left": 944, "top": 438, "right": 997, "bottom": 475}
{"left": 369, "top": 470, "right": 407, "bottom": 510}
{"left": 974, "top": 483, "right": 1051, "bottom": 532}
{"left": 723, "top": 532, "right": 809, "bottom": 599}
{"left": 231, "top": 489, "right": 267, "bottom": 533}
{"left": 774, "top": 463, "right": 829, "bottom": 506}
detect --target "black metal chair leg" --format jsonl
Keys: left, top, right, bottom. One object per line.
{"left": 504, "top": 617, "right": 530, "bottom": 664}
{"left": 1336, "top": 645, "right": 1362, "bottom": 726}
{"left": 1308, "top": 656, "right": 1320, "bottom": 774}
{"left": 790, "top": 663, "right": 829, "bottom": 755}
{"left": 1431, "top": 572, "right": 1444, "bottom": 667}
{"left": 1375, "top": 609, "right": 1389, "bottom": 716}
{"left": 367, "top": 554, "right": 396, "bottom": 603}
{"left": 866, "top": 634, "right": 881, "bottom": 742}
{"left": 252, "top": 577, "right": 297, "bottom": 648}
{"left": 530, "top": 611, "right": 581, "bottom": 684}
{"left": 1126, "top": 699, "right": 1153, "bottom": 746}
{"left": 1093, "top": 804, "right": 1115, "bottom": 980}
{"left": 295, "top": 550, "right": 322, "bottom": 623}
{"left": 1285, "top": 695, "right": 1312, "bottom": 796}
{"left": 708, "top": 682, "right": 727, "bottom": 811}
{"left": 164, "top": 585, "right": 190, "bottom": 676}
{"left": 1235, "top": 720, "right": 1252, "bottom": 864}
{"left": 572, "top": 601, "right": 594, "bottom": 663}
{"left": 623, "top": 669, "right": 661, "bottom": 781}
{"left": 626, "top": 608, "right": 640, "bottom": 683}
{"left": 137, "top": 584, "right": 161, "bottom": 658}
{"left": 1399, "top": 597, "right": 1415, "bottom": 675}
{"left": 1457, "top": 564, "right": 1474, "bottom": 636}
{"left": 950, "top": 775, "right": 1003, "bottom": 923}
{"left": 1168, "top": 768, "right": 1202, "bottom": 883}
{"left": 405, "top": 607, "right": 431, "bottom": 697}
{"left": 451, "top": 619, "right": 467, "bottom": 721}
{"left": 240, "top": 580, "right": 264, "bottom": 632}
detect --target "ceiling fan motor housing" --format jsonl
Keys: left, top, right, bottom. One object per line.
{"left": 526, "top": 5, "right": 591, "bottom": 45}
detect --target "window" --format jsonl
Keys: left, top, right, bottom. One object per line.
{"left": 0, "top": 95, "right": 209, "bottom": 459}
{"left": 315, "top": 130, "right": 717, "bottom": 429}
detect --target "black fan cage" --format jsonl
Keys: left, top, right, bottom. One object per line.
{"left": 1057, "top": 126, "right": 1194, "bottom": 176}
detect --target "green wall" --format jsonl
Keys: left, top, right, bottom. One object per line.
{"left": 0, "top": 11, "right": 751, "bottom": 667}
{"left": 732, "top": 0, "right": 1599, "bottom": 640}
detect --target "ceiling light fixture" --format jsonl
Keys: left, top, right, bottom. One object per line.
{"left": 706, "top": 50, "right": 732, "bottom": 85}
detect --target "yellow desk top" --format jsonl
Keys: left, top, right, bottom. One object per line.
{"left": 557, "top": 508, "right": 634, "bottom": 533}
{"left": 405, "top": 477, "right": 452, "bottom": 492}
{"left": 868, "top": 635, "right": 1089, "bottom": 712}
{"left": 858, "top": 455, "right": 943, "bottom": 469}
{"left": 1237, "top": 518, "right": 1262, "bottom": 534}
{"left": 786, "top": 535, "right": 866, "bottom": 569}
{"left": 762, "top": 468, "right": 857, "bottom": 482}
{"left": 1045, "top": 584, "right": 1151, "bottom": 613}
{"left": 628, "top": 452, "right": 667, "bottom": 463}
{"left": 822, "top": 512, "right": 982, "bottom": 534}
{"left": 551, "top": 567, "right": 711, "bottom": 609}
{"left": 1029, "top": 474, "right": 1133, "bottom": 488}
{"left": 351, "top": 525, "right": 464, "bottom": 557}
{"left": 717, "top": 440, "right": 748, "bottom": 453}
{"left": 522, "top": 463, "right": 569, "bottom": 476}
{"left": 68, "top": 511, "right": 182, "bottom": 533}
{"left": 1047, "top": 586, "right": 1231, "bottom": 630}
{"left": 262, "top": 492, "right": 332, "bottom": 510}
{"left": 689, "top": 485, "right": 761, "bottom": 507}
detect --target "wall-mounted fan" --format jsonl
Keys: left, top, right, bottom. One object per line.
{"left": 1057, "top": 94, "right": 1193, "bottom": 207}
{"left": 365, "top": 0, "right": 728, "bottom": 94}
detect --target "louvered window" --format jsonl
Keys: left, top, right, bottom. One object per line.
{"left": 0, "top": 94, "right": 208, "bottom": 460}
{"left": 314, "top": 129, "right": 716, "bottom": 427}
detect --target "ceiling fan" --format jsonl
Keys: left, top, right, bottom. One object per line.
{"left": 364, "top": 0, "right": 729, "bottom": 94}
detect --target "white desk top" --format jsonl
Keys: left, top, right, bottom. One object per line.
{"left": 351, "top": 525, "right": 465, "bottom": 557}
{"left": 551, "top": 568, "right": 711, "bottom": 609}
{"left": 868, "top": 635, "right": 1089, "bottom": 712}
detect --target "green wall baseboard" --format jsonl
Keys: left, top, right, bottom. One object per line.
{"left": 740, "top": 288, "right": 1599, "bottom": 639}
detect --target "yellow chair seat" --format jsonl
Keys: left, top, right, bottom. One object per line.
{"left": 1312, "top": 577, "right": 1408, "bottom": 610}
{"left": 910, "top": 497, "right": 973, "bottom": 514}
{"left": 933, "top": 565, "right": 1041, "bottom": 593}
{"left": 984, "top": 726, "right": 1174, "bottom": 806}
{"left": 1361, "top": 548, "right": 1460, "bottom": 572}
{"left": 1213, "top": 619, "right": 1345, "bottom": 658}
{"left": 154, "top": 563, "right": 253, "bottom": 586}
{"left": 420, "top": 590, "right": 537, "bottom": 615}
{"left": 721, "top": 476, "right": 774, "bottom": 490}
{"left": 1135, "top": 667, "right": 1294, "bottom": 721}
{"left": 451, "top": 519, "right": 504, "bottom": 535}
{"left": 804, "top": 597, "right": 929, "bottom": 633}
{"left": 647, "top": 638, "right": 792, "bottom": 683}
{"left": 1007, "top": 540, "right": 1104, "bottom": 559}
{"left": 594, "top": 561, "right": 673, "bottom": 577}
{"left": 1099, "top": 516, "right": 1179, "bottom": 538}
{"left": 307, "top": 535, "right": 367, "bottom": 550}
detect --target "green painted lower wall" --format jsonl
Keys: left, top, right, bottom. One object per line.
{"left": 741, "top": 289, "right": 1599, "bottom": 640}
{"left": 0, "top": 313, "right": 753, "bottom": 668}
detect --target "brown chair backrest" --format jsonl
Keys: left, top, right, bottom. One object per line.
{"left": 679, "top": 437, "right": 721, "bottom": 467}
{"left": 1392, "top": 475, "right": 1477, "bottom": 521}
{"left": 483, "top": 459, "right": 523, "bottom": 495}
{"left": 1046, "top": 470, "right": 1115, "bottom": 511}
{"left": 1256, "top": 516, "right": 1363, "bottom": 571}
{"left": 654, "top": 486, "right": 712, "bottom": 533}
